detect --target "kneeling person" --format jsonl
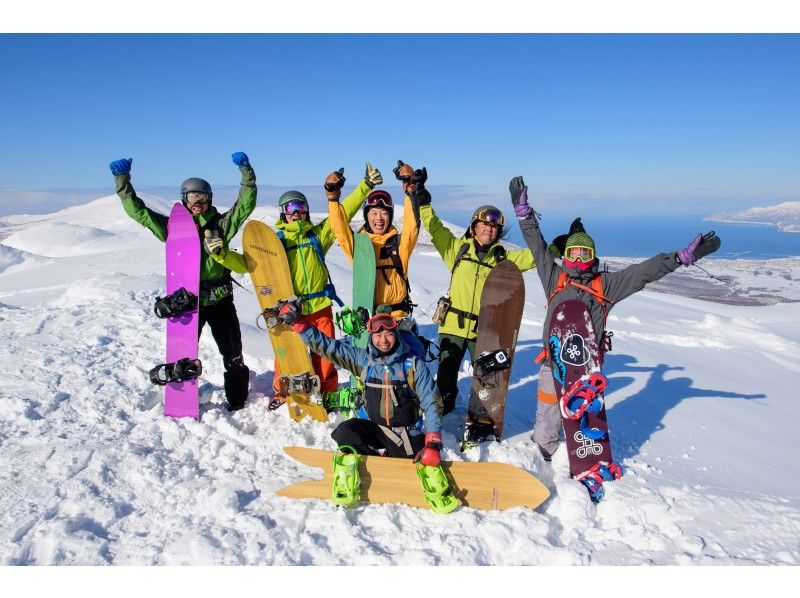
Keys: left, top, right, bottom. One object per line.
{"left": 277, "top": 302, "right": 442, "bottom": 465}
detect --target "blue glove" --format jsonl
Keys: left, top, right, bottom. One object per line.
{"left": 109, "top": 158, "right": 132, "bottom": 175}
{"left": 231, "top": 152, "right": 250, "bottom": 168}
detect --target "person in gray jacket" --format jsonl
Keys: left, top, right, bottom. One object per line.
{"left": 509, "top": 175, "right": 721, "bottom": 461}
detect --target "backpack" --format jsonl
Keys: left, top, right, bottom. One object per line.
{"left": 277, "top": 229, "right": 344, "bottom": 307}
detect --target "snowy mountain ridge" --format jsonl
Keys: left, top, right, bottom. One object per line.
{"left": 707, "top": 200, "right": 800, "bottom": 233}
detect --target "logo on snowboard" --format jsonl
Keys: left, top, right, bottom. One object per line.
{"left": 573, "top": 430, "right": 603, "bottom": 458}
{"left": 560, "top": 334, "right": 590, "bottom": 367}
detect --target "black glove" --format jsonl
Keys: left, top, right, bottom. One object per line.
{"left": 393, "top": 160, "right": 414, "bottom": 196}
{"left": 410, "top": 167, "right": 431, "bottom": 206}
{"left": 509, "top": 176, "right": 525, "bottom": 206}
{"left": 324, "top": 168, "right": 346, "bottom": 201}
{"left": 694, "top": 231, "right": 721, "bottom": 261}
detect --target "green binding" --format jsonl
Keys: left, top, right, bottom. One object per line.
{"left": 331, "top": 445, "right": 361, "bottom": 508}
{"left": 415, "top": 463, "right": 459, "bottom": 514}
{"left": 335, "top": 305, "right": 370, "bottom": 337}
{"left": 323, "top": 387, "right": 360, "bottom": 415}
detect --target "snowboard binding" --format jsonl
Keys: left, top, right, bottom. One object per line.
{"left": 576, "top": 461, "right": 623, "bottom": 503}
{"left": 279, "top": 372, "right": 322, "bottom": 400}
{"left": 256, "top": 297, "right": 304, "bottom": 330}
{"left": 153, "top": 287, "right": 198, "bottom": 319}
{"left": 149, "top": 358, "right": 202, "bottom": 386}
{"left": 323, "top": 387, "right": 360, "bottom": 414}
{"left": 335, "top": 305, "right": 370, "bottom": 336}
{"left": 461, "top": 416, "right": 500, "bottom": 450}
{"left": 331, "top": 445, "right": 361, "bottom": 508}
{"left": 472, "top": 349, "right": 511, "bottom": 388}
{"left": 416, "top": 463, "right": 459, "bottom": 514}
{"left": 560, "top": 373, "right": 609, "bottom": 441}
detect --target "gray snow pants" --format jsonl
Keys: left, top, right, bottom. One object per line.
{"left": 533, "top": 364, "right": 563, "bottom": 456}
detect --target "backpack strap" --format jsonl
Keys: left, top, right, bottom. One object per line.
{"left": 376, "top": 233, "right": 414, "bottom": 309}
{"left": 277, "top": 229, "right": 344, "bottom": 307}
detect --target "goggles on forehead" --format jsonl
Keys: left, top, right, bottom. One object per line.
{"left": 366, "top": 313, "right": 398, "bottom": 334}
{"left": 185, "top": 192, "right": 209, "bottom": 207}
{"left": 366, "top": 190, "right": 393, "bottom": 209}
{"left": 474, "top": 208, "right": 504, "bottom": 226}
{"left": 565, "top": 245, "right": 595, "bottom": 263}
{"left": 283, "top": 199, "right": 308, "bottom": 214}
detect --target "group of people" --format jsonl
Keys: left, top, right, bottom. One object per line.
{"left": 110, "top": 153, "right": 721, "bottom": 468}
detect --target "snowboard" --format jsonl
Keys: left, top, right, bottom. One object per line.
{"left": 278, "top": 446, "right": 550, "bottom": 511}
{"left": 548, "top": 299, "right": 618, "bottom": 488}
{"left": 349, "top": 232, "right": 376, "bottom": 415}
{"left": 243, "top": 220, "right": 327, "bottom": 423}
{"left": 163, "top": 203, "right": 201, "bottom": 419}
{"left": 463, "top": 260, "right": 525, "bottom": 447}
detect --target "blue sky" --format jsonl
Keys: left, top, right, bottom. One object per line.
{"left": 0, "top": 33, "right": 798, "bottom": 216}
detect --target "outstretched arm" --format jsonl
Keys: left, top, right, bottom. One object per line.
{"left": 325, "top": 167, "right": 355, "bottom": 263}
{"left": 110, "top": 158, "right": 169, "bottom": 241}
{"left": 511, "top": 176, "right": 558, "bottom": 293}
{"left": 219, "top": 152, "right": 257, "bottom": 242}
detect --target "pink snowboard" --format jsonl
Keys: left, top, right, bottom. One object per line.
{"left": 163, "top": 203, "right": 200, "bottom": 419}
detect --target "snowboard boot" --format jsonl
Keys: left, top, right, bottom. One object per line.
{"left": 439, "top": 391, "right": 457, "bottom": 416}
{"left": 538, "top": 444, "right": 553, "bottom": 462}
{"left": 416, "top": 463, "right": 459, "bottom": 514}
{"left": 331, "top": 445, "right": 361, "bottom": 508}
{"left": 223, "top": 363, "right": 250, "bottom": 412}
{"left": 580, "top": 476, "right": 605, "bottom": 503}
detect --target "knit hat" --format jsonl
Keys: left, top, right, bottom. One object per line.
{"left": 564, "top": 231, "right": 595, "bottom": 253}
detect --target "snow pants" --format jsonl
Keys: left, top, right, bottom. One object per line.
{"left": 332, "top": 418, "right": 425, "bottom": 458}
{"left": 273, "top": 305, "right": 338, "bottom": 394}
{"left": 435, "top": 333, "right": 476, "bottom": 415}
{"left": 532, "top": 363, "right": 563, "bottom": 457}
{"left": 198, "top": 294, "right": 250, "bottom": 408}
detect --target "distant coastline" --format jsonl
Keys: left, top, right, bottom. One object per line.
{"left": 705, "top": 201, "right": 800, "bottom": 233}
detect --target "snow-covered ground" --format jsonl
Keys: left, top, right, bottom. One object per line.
{"left": 1, "top": 195, "right": 799, "bottom": 570}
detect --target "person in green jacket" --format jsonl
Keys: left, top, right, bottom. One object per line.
{"left": 409, "top": 168, "right": 536, "bottom": 415}
{"left": 109, "top": 152, "right": 257, "bottom": 411}
{"left": 269, "top": 164, "right": 380, "bottom": 405}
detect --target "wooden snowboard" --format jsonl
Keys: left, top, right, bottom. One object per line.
{"left": 243, "top": 221, "right": 327, "bottom": 423}
{"left": 277, "top": 446, "right": 550, "bottom": 511}
{"left": 464, "top": 260, "right": 525, "bottom": 444}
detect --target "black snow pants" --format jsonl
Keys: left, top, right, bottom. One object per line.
{"left": 332, "top": 418, "right": 425, "bottom": 458}
{"left": 198, "top": 294, "right": 250, "bottom": 408}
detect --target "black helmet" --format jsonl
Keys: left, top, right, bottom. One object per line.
{"left": 466, "top": 204, "right": 504, "bottom": 239}
{"left": 362, "top": 189, "right": 394, "bottom": 232}
{"left": 180, "top": 178, "right": 213, "bottom": 205}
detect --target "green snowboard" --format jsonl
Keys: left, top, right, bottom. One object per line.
{"left": 350, "top": 233, "right": 376, "bottom": 415}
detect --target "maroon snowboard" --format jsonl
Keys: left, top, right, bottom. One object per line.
{"left": 462, "top": 260, "right": 525, "bottom": 448}
{"left": 548, "top": 299, "right": 618, "bottom": 492}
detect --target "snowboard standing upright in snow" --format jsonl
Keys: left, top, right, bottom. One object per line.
{"left": 510, "top": 174, "right": 722, "bottom": 501}
{"left": 243, "top": 220, "right": 327, "bottom": 422}
{"left": 156, "top": 203, "right": 201, "bottom": 418}
{"left": 463, "top": 260, "right": 525, "bottom": 447}
{"left": 110, "top": 152, "right": 257, "bottom": 414}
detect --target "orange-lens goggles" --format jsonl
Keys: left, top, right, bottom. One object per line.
{"left": 366, "top": 313, "right": 398, "bottom": 334}
{"left": 565, "top": 245, "right": 594, "bottom": 262}
{"left": 185, "top": 192, "right": 209, "bottom": 206}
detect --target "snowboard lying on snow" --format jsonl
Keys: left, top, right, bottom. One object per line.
{"left": 277, "top": 446, "right": 550, "bottom": 511}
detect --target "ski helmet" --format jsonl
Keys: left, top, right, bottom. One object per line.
{"left": 180, "top": 178, "right": 213, "bottom": 206}
{"left": 278, "top": 190, "right": 310, "bottom": 222}
{"left": 466, "top": 205, "right": 505, "bottom": 239}
{"left": 363, "top": 189, "right": 394, "bottom": 232}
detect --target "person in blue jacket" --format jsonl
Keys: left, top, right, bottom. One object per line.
{"left": 276, "top": 302, "right": 443, "bottom": 466}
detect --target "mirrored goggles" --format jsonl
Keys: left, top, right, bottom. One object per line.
{"left": 366, "top": 190, "right": 393, "bottom": 209}
{"left": 366, "top": 313, "right": 398, "bottom": 334}
{"left": 283, "top": 200, "right": 308, "bottom": 215}
{"left": 565, "top": 245, "right": 595, "bottom": 263}
{"left": 185, "top": 192, "right": 210, "bottom": 207}
{"left": 475, "top": 208, "right": 504, "bottom": 226}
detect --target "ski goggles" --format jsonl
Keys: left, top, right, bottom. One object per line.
{"left": 283, "top": 199, "right": 308, "bottom": 215}
{"left": 184, "top": 192, "right": 210, "bottom": 207}
{"left": 564, "top": 245, "right": 595, "bottom": 263}
{"left": 473, "top": 208, "right": 504, "bottom": 227}
{"left": 366, "top": 313, "right": 398, "bottom": 334}
{"left": 365, "top": 190, "right": 393, "bottom": 209}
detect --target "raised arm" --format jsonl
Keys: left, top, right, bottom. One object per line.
{"left": 219, "top": 152, "right": 257, "bottom": 242}
{"left": 110, "top": 158, "right": 169, "bottom": 241}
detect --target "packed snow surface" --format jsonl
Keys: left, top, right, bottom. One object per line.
{"left": 1, "top": 196, "right": 799, "bottom": 566}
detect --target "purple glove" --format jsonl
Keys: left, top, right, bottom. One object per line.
{"left": 509, "top": 176, "right": 532, "bottom": 218}
{"left": 677, "top": 233, "right": 701, "bottom": 266}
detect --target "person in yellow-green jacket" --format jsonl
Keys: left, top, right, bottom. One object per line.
{"left": 326, "top": 161, "right": 419, "bottom": 319}
{"left": 410, "top": 167, "right": 536, "bottom": 415}
{"left": 269, "top": 166, "right": 378, "bottom": 404}
{"left": 109, "top": 152, "right": 256, "bottom": 412}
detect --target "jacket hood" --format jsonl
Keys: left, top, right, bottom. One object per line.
{"left": 193, "top": 206, "right": 219, "bottom": 227}
{"left": 275, "top": 217, "right": 314, "bottom": 233}
{"left": 358, "top": 224, "right": 399, "bottom": 243}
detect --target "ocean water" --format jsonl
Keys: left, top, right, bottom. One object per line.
{"left": 435, "top": 211, "right": 799, "bottom": 259}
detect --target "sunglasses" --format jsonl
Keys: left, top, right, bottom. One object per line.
{"left": 475, "top": 208, "right": 504, "bottom": 226}
{"left": 366, "top": 190, "right": 393, "bottom": 209}
{"left": 185, "top": 192, "right": 209, "bottom": 207}
{"left": 283, "top": 200, "right": 308, "bottom": 215}
{"left": 366, "top": 313, "right": 398, "bottom": 334}
{"left": 565, "top": 245, "right": 595, "bottom": 262}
